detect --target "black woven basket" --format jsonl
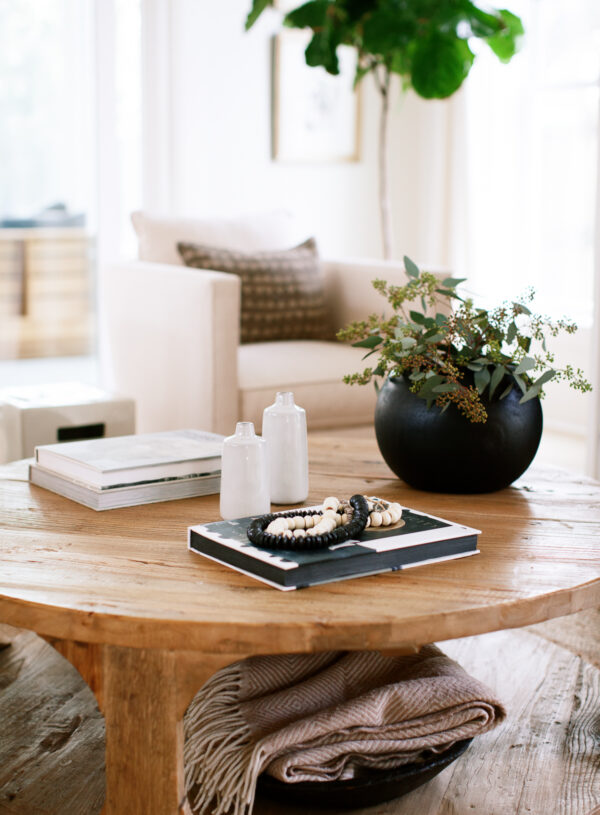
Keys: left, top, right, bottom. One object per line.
{"left": 256, "top": 738, "right": 473, "bottom": 810}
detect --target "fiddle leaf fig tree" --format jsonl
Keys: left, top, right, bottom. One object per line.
{"left": 246, "top": 0, "right": 523, "bottom": 258}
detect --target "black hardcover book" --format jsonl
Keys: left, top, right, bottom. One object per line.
{"left": 188, "top": 506, "right": 480, "bottom": 590}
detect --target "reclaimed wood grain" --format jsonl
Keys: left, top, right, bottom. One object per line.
{"left": 1, "top": 625, "right": 598, "bottom": 814}
{"left": 0, "top": 436, "right": 599, "bottom": 654}
{"left": 0, "top": 624, "right": 104, "bottom": 814}
{"left": 255, "top": 628, "right": 600, "bottom": 815}
{"left": 1, "top": 429, "right": 599, "bottom": 814}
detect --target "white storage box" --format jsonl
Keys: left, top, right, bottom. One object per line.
{"left": 0, "top": 382, "right": 135, "bottom": 463}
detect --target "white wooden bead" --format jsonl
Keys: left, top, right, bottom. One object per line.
{"left": 323, "top": 509, "right": 338, "bottom": 520}
{"left": 304, "top": 515, "right": 314, "bottom": 528}
{"left": 341, "top": 513, "right": 348, "bottom": 525}
{"left": 365, "top": 516, "right": 371, "bottom": 528}
{"left": 367, "top": 500, "right": 374, "bottom": 511}
{"left": 371, "top": 512, "right": 383, "bottom": 527}
{"left": 293, "top": 516, "right": 305, "bottom": 529}
{"left": 284, "top": 529, "right": 293, "bottom": 538}
{"left": 381, "top": 511, "right": 392, "bottom": 526}
{"left": 293, "top": 528, "right": 306, "bottom": 538}
{"left": 323, "top": 496, "right": 340, "bottom": 511}
{"left": 286, "top": 518, "right": 296, "bottom": 530}
{"left": 389, "top": 506, "right": 402, "bottom": 523}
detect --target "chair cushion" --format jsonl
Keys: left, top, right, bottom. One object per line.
{"left": 238, "top": 341, "right": 378, "bottom": 430}
{"left": 131, "top": 210, "right": 306, "bottom": 266}
{"left": 178, "top": 238, "right": 330, "bottom": 344}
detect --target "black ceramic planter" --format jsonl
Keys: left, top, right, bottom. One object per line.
{"left": 374, "top": 375, "right": 543, "bottom": 493}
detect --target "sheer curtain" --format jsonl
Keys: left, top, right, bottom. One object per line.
{"left": 441, "top": 0, "right": 600, "bottom": 473}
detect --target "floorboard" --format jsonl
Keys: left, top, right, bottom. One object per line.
{"left": 0, "top": 617, "right": 598, "bottom": 815}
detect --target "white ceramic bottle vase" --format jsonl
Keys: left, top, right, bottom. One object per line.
{"left": 219, "top": 422, "right": 270, "bottom": 520}
{"left": 262, "top": 391, "right": 309, "bottom": 504}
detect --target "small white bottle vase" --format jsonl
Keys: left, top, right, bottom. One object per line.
{"left": 262, "top": 391, "right": 309, "bottom": 504}
{"left": 219, "top": 422, "right": 270, "bottom": 520}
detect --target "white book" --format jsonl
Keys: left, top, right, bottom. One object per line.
{"left": 35, "top": 429, "right": 224, "bottom": 489}
{"left": 29, "top": 462, "right": 221, "bottom": 510}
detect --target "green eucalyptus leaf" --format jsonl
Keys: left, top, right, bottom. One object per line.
{"left": 489, "top": 364, "right": 506, "bottom": 399}
{"left": 466, "top": 362, "right": 483, "bottom": 372}
{"left": 409, "top": 310, "right": 426, "bottom": 324}
{"left": 506, "top": 321, "right": 518, "bottom": 345}
{"left": 474, "top": 367, "right": 491, "bottom": 394}
{"left": 499, "top": 382, "right": 513, "bottom": 400}
{"left": 409, "top": 371, "right": 425, "bottom": 381}
{"left": 353, "top": 335, "right": 382, "bottom": 349}
{"left": 519, "top": 384, "right": 542, "bottom": 403}
{"left": 411, "top": 32, "right": 475, "bottom": 99}
{"left": 513, "top": 373, "right": 527, "bottom": 394}
{"left": 419, "top": 374, "right": 445, "bottom": 395}
{"left": 400, "top": 336, "right": 417, "bottom": 349}
{"left": 441, "top": 277, "right": 467, "bottom": 287}
{"left": 533, "top": 369, "right": 557, "bottom": 387}
{"left": 404, "top": 256, "right": 420, "bottom": 279}
{"left": 514, "top": 356, "right": 536, "bottom": 375}
{"left": 432, "top": 382, "right": 459, "bottom": 393}
{"left": 425, "top": 332, "right": 446, "bottom": 344}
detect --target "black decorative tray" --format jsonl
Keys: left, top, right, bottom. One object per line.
{"left": 256, "top": 738, "right": 472, "bottom": 810}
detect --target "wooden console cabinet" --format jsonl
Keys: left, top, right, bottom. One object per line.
{"left": 0, "top": 227, "right": 94, "bottom": 359}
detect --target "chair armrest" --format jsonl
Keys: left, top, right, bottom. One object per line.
{"left": 322, "top": 257, "right": 450, "bottom": 332}
{"left": 99, "top": 260, "right": 240, "bottom": 435}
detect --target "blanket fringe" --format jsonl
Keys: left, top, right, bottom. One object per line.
{"left": 184, "top": 661, "right": 263, "bottom": 815}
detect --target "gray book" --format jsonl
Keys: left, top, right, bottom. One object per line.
{"left": 29, "top": 462, "right": 221, "bottom": 510}
{"left": 35, "top": 429, "right": 224, "bottom": 488}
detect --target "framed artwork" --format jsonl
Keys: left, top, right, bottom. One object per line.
{"left": 272, "top": 30, "right": 361, "bottom": 163}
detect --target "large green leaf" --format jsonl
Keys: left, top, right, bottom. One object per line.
{"left": 486, "top": 9, "right": 524, "bottom": 63}
{"left": 305, "top": 28, "right": 340, "bottom": 73}
{"left": 411, "top": 32, "right": 475, "bottom": 99}
{"left": 245, "top": 0, "right": 273, "bottom": 30}
{"left": 285, "top": 0, "right": 330, "bottom": 29}
{"left": 362, "top": 7, "right": 414, "bottom": 56}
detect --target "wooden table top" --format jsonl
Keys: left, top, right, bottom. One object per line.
{"left": 1, "top": 429, "right": 599, "bottom": 654}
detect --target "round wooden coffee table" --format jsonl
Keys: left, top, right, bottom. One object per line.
{"left": 1, "top": 433, "right": 599, "bottom": 815}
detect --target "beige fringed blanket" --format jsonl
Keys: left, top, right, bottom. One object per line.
{"left": 184, "top": 646, "right": 505, "bottom": 815}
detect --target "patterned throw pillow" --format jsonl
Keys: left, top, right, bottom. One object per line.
{"left": 177, "top": 238, "right": 330, "bottom": 344}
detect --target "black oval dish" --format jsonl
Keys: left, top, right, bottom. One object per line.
{"left": 256, "top": 738, "right": 472, "bottom": 810}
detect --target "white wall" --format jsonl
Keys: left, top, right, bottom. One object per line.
{"left": 166, "top": 0, "right": 405, "bottom": 260}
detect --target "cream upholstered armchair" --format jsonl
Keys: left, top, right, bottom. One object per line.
{"left": 99, "top": 211, "right": 414, "bottom": 436}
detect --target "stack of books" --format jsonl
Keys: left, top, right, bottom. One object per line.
{"left": 29, "top": 428, "right": 224, "bottom": 510}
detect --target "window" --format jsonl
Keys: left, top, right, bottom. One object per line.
{"left": 460, "top": 0, "right": 600, "bottom": 326}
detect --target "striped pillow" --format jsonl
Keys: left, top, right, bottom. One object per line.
{"left": 177, "top": 238, "right": 330, "bottom": 344}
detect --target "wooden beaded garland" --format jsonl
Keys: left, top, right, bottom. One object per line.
{"left": 246, "top": 494, "right": 370, "bottom": 551}
{"left": 246, "top": 494, "right": 403, "bottom": 551}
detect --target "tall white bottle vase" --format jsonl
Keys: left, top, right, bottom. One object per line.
{"left": 262, "top": 391, "right": 309, "bottom": 505}
{"left": 219, "top": 422, "right": 270, "bottom": 520}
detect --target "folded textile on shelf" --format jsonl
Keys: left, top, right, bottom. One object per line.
{"left": 184, "top": 645, "right": 505, "bottom": 815}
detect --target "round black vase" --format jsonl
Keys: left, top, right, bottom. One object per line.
{"left": 374, "top": 375, "right": 543, "bottom": 493}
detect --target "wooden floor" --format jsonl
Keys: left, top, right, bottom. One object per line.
{"left": 0, "top": 612, "right": 598, "bottom": 815}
